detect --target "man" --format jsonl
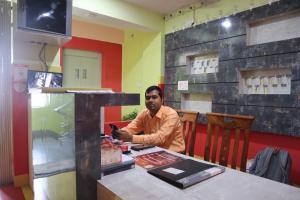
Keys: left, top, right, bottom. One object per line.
{"left": 113, "top": 85, "right": 185, "bottom": 153}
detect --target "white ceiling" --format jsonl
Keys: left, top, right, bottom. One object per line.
{"left": 73, "top": 7, "right": 150, "bottom": 31}
{"left": 122, "top": 0, "right": 201, "bottom": 14}
{"left": 73, "top": 0, "right": 218, "bottom": 32}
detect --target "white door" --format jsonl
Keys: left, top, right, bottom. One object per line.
{"left": 63, "top": 49, "right": 101, "bottom": 88}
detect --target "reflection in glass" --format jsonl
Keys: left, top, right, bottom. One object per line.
{"left": 31, "top": 93, "right": 75, "bottom": 183}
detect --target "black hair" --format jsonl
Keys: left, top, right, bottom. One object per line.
{"left": 145, "top": 85, "right": 163, "bottom": 99}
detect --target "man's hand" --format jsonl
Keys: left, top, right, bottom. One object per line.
{"left": 112, "top": 129, "right": 133, "bottom": 142}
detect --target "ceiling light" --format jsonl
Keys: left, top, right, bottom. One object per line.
{"left": 221, "top": 19, "right": 231, "bottom": 29}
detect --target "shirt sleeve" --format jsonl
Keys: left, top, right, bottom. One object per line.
{"left": 121, "top": 111, "right": 145, "bottom": 135}
{"left": 132, "top": 112, "right": 180, "bottom": 145}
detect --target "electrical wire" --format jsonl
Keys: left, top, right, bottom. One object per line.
{"left": 38, "top": 43, "right": 48, "bottom": 72}
{"left": 191, "top": 7, "right": 196, "bottom": 26}
{"left": 43, "top": 43, "right": 48, "bottom": 72}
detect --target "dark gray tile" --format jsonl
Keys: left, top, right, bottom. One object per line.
{"left": 164, "top": 101, "right": 181, "bottom": 110}
{"left": 74, "top": 93, "right": 140, "bottom": 200}
{"left": 164, "top": 0, "right": 300, "bottom": 136}
{"left": 247, "top": 0, "right": 300, "bottom": 23}
{"left": 218, "top": 15, "right": 246, "bottom": 39}
{"left": 165, "top": 66, "right": 188, "bottom": 84}
{"left": 244, "top": 38, "right": 300, "bottom": 58}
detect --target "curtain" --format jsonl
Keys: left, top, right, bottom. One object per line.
{"left": 0, "top": 0, "right": 13, "bottom": 185}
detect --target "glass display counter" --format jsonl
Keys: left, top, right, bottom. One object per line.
{"left": 29, "top": 92, "right": 139, "bottom": 200}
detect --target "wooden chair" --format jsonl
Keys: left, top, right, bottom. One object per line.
{"left": 176, "top": 110, "right": 199, "bottom": 157}
{"left": 204, "top": 112, "right": 255, "bottom": 172}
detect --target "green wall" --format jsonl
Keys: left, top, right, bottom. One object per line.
{"left": 31, "top": 94, "right": 74, "bottom": 135}
{"left": 73, "top": 0, "right": 164, "bottom": 31}
{"left": 122, "top": 29, "right": 164, "bottom": 117}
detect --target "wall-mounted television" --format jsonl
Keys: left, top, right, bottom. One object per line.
{"left": 27, "top": 70, "right": 63, "bottom": 92}
{"left": 17, "top": 0, "right": 72, "bottom": 36}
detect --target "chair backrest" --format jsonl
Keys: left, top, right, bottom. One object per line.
{"left": 204, "top": 112, "right": 255, "bottom": 172}
{"left": 176, "top": 110, "right": 199, "bottom": 157}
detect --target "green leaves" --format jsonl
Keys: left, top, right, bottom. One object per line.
{"left": 122, "top": 109, "right": 138, "bottom": 121}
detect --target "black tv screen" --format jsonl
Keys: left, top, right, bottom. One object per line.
{"left": 17, "top": 0, "right": 72, "bottom": 36}
{"left": 27, "top": 70, "right": 63, "bottom": 92}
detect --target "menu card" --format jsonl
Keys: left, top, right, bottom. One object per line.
{"left": 134, "top": 150, "right": 184, "bottom": 170}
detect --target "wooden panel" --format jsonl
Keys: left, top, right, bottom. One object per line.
{"left": 219, "top": 128, "right": 231, "bottom": 167}
{"left": 241, "top": 129, "right": 251, "bottom": 172}
{"left": 0, "top": 0, "right": 13, "bottom": 185}
{"left": 205, "top": 113, "right": 255, "bottom": 171}
{"left": 97, "top": 182, "right": 121, "bottom": 200}
{"left": 204, "top": 122, "right": 212, "bottom": 162}
{"left": 176, "top": 110, "right": 199, "bottom": 157}
{"left": 231, "top": 129, "right": 241, "bottom": 169}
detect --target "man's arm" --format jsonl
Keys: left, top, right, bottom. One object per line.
{"left": 112, "top": 129, "right": 133, "bottom": 142}
{"left": 121, "top": 111, "right": 145, "bottom": 134}
{"left": 113, "top": 111, "right": 145, "bottom": 142}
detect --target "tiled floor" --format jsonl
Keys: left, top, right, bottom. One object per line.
{"left": 2, "top": 129, "right": 76, "bottom": 200}
{"left": 0, "top": 185, "right": 25, "bottom": 200}
{"left": 33, "top": 171, "right": 76, "bottom": 200}
{"left": 32, "top": 131, "right": 75, "bottom": 178}
{"left": 0, "top": 171, "right": 75, "bottom": 200}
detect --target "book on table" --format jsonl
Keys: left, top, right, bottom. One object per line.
{"left": 101, "top": 154, "right": 135, "bottom": 177}
{"left": 134, "top": 150, "right": 185, "bottom": 170}
{"left": 134, "top": 150, "right": 225, "bottom": 189}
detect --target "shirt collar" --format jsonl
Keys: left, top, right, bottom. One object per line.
{"left": 147, "top": 105, "right": 164, "bottom": 119}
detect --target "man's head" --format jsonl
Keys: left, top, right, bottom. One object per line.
{"left": 145, "top": 86, "right": 163, "bottom": 117}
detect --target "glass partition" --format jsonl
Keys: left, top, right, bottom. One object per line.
{"left": 30, "top": 93, "right": 76, "bottom": 199}
{"left": 29, "top": 91, "right": 140, "bottom": 199}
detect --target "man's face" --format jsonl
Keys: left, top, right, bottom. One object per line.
{"left": 145, "top": 90, "right": 162, "bottom": 115}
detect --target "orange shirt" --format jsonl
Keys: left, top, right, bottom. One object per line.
{"left": 122, "top": 106, "right": 185, "bottom": 153}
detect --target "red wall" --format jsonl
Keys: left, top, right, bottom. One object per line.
{"left": 62, "top": 36, "right": 123, "bottom": 121}
{"left": 194, "top": 124, "right": 300, "bottom": 185}
{"left": 12, "top": 36, "right": 123, "bottom": 177}
{"left": 104, "top": 121, "right": 300, "bottom": 185}
{"left": 12, "top": 88, "right": 29, "bottom": 175}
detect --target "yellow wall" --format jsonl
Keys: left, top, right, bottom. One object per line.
{"left": 13, "top": 41, "right": 61, "bottom": 69}
{"left": 165, "top": 0, "right": 270, "bottom": 34}
{"left": 122, "top": 29, "right": 164, "bottom": 116}
{"left": 73, "top": 0, "right": 164, "bottom": 31}
{"left": 72, "top": 19, "right": 124, "bottom": 44}
{"left": 13, "top": 19, "right": 125, "bottom": 69}
{"left": 31, "top": 94, "right": 74, "bottom": 135}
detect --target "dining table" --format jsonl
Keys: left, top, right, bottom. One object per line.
{"left": 97, "top": 146, "right": 300, "bottom": 200}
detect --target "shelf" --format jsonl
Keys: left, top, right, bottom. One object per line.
{"left": 239, "top": 68, "right": 291, "bottom": 95}
{"left": 187, "top": 53, "right": 219, "bottom": 75}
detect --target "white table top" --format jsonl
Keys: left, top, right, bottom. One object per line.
{"left": 98, "top": 147, "right": 300, "bottom": 200}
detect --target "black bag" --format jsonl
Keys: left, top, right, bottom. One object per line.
{"left": 249, "top": 147, "right": 292, "bottom": 184}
